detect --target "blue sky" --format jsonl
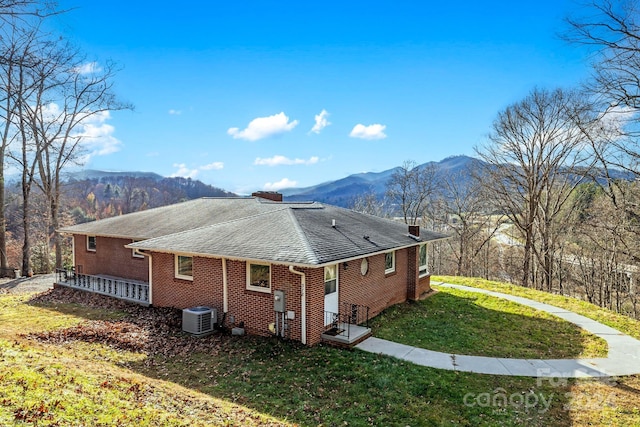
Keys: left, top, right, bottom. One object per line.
{"left": 51, "top": 0, "right": 591, "bottom": 194}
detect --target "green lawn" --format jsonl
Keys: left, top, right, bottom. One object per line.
{"left": 433, "top": 276, "right": 640, "bottom": 341}
{"left": 370, "top": 285, "right": 607, "bottom": 358}
{"left": 0, "top": 281, "right": 639, "bottom": 426}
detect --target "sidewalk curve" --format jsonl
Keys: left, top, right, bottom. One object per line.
{"left": 355, "top": 283, "right": 640, "bottom": 378}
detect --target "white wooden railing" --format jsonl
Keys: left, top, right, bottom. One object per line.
{"left": 55, "top": 268, "right": 149, "bottom": 305}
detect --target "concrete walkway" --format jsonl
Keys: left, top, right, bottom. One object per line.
{"left": 356, "top": 283, "right": 640, "bottom": 378}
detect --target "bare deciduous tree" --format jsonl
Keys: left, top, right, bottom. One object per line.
{"left": 385, "top": 160, "right": 437, "bottom": 225}
{"left": 0, "top": 1, "right": 62, "bottom": 275}
{"left": 0, "top": 2, "right": 130, "bottom": 274}
{"left": 434, "top": 166, "right": 504, "bottom": 277}
{"left": 566, "top": 0, "right": 640, "bottom": 270}
{"left": 350, "top": 189, "right": 387, "bottom": 217}
{"left": 32, "top": 55, "right": 132, "bottom": 269}
{"left": 476, "top": 87, "right": 597, "bottom": 290}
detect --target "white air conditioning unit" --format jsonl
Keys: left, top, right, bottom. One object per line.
{"left": 182, "top": 306, "right": 216, "bottom": 335}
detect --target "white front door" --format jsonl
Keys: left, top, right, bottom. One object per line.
{"left": 324, "top": 265, "right": 338, "bottom": 325}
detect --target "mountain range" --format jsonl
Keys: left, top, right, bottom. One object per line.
{"left": 281, "top": 155, "right": 482, "bottom": 207}
{"left": 65, "top": 154, "right": 636, "bottom": 209}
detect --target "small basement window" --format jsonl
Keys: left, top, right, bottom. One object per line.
{"left": 247, "top": 262, "right": 271, "bottom": 293}
{"left": 175, "top": 255, "right": 193, "bottom": 280}
{"left": 87, "top": 235, "right": 96, "bottom": 252}
{"left": 385, "top": 251, "right": 395, "bottom": 274}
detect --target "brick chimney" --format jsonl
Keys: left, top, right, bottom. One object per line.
{"left": 252, "top": 191, "right": 283, "bottom": 202}
{"left": 408, "top": 225, "right": 420, "bottom": 237}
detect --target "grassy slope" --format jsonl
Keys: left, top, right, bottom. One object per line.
{"left": 0, "top": 279, "right": 639, "bottom": 425}
{"left": 432, "top": 276, "right": 640, "bottom": 340}
{"left": 0, "top": 295, "right": 284, "bottom": 426}
{"left": 370, "top": 286, "right": 607, "bottom": 358}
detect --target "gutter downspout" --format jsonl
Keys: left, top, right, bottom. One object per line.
{"left": 71, "top": 236, "right": 75, "bottom": 270}
{"left": 222, "top": 258, "right": 228, "bottom": 313}
{"left": 289, "top": 265, "right": 306, "bottom": 345}
{"left": 135, "top": 249, "right": 153, "bottom": 305}
{"left": 148, "top": 253, "right": 153, "bottom": 305}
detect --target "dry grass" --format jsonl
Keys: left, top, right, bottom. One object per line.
{"left": 1, "top": 283, "right": 639, "bottom": 425}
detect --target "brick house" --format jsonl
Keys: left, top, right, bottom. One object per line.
{"left": 58, "top": 193, "right": 448, "bottom": 345}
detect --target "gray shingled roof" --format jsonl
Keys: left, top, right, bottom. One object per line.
{"left": 290, "top": 204, "right": 447, "bottom": 264}
{"left": 58, "top": 198, "right": 318, "bottom": 239}
{"left": 61, "top": 197, "right": 449, "bottom": 266}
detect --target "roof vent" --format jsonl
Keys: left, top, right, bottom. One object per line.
{"left": 182, "top": 306, "right": 216, "bottom": 335}
{"left": 332, "top": 219, "right": 336, "bottom": 228}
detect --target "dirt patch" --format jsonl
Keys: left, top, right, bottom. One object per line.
{"left": 26, "top": 287, "right": 230, "bottom": 359}
{"left": 0, "top": 273, "right": 55, "bottom": 294}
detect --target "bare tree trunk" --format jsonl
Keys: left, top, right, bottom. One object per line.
{"left": 0, "top": 173, "right": 6, "bottom": 273}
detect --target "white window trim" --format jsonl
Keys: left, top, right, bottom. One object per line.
{"left": 132, "top": 240, "right": 144, "bottom": 258}
{"left": 385, "top": 251, "right": 396, "bottom": 274}
{"left": 87, "top": 235, "right": 96, "bottom": 252}
{"left": 419, "top": 243, "right": 429, "bottom": 277}
{"left": 175, "top": 254, "right": 193, "bottom": 281}
{"left": 246, "top": 262, "right": 271, "bottom": 293}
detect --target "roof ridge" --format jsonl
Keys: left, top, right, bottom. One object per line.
{"left": 285, "top": 208, "right": 320, "bottom": 265}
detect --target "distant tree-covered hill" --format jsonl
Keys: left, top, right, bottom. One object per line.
{"left": 61, "top": 172, "right": 236, "bottom": 222}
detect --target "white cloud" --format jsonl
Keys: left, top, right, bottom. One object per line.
{"left": 200, "top": 161, "right": 224, "bottom": 170}
{"left": 600, "top": 105, "right": 638, "bottom": 135}
{"left": 228, "top": 112, "right": 298, "bottom": 141}
{"left": 349, "top": 123, "right": 387, "bottom": 140}
{"left": 168, "top": 109, "right": 182, "bottom": 115}
{"left": 14, "top": 103, "right": 120, "bottom": 166}
{"left": 77, "top": 110, "right": 123, "bottom": 158}
{"left": 264, "top": 178, "right": 297, "bottom": 191}
{"left": 254, "top": 155, "right": 319, "bottom": 166}
{"left": 170, "top": 163, "right": 199, "bottom": 179}
{"left": 310, "top": 109, "right": 330, "bottom": 134}
{"left": 74, "top": 62, "right": 102, "bottom": 75}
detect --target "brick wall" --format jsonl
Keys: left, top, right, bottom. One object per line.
{"left": 145, "top": 246, "right": 427, "bottom": 346}
{"left": 150, "top": 255, "right": 312, "bottom": 343}
{"left": 73, "top": 235, "right": 148, "bottom": 282}
{"left": 406, "top": 245, "right": 418, "bottom": 299}
{"left": 304, "top": 267, "right": 325, "bottom": 346}
{"left": 151, "top": 253, "right": 224, "bottom": 312}
{"left": 225, "top": 262, "right": 306, "bottom": 341}
{"left": 415, "top": 274, "right": 432, "bottom": 299}
{"left": 338, "top": 249, "right": 410, "bottom": 321}
{"left": 404, "top": 245, "right": 432, "bottom": 300}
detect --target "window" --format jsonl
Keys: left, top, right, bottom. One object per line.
{"left": 132, "top": 240, "right": 144, "bottom": 258}
{"left": 419, "top": 244, "right": 428, "bottom": 277}
{"left": 324, "top": 265, "right": 337, "bottom": 295}
{"left": 87, "top": 235, "right": 96, "bottom": 252}
{"left": 175, "top": 255, "right": 193, "bottom": 280}
{"left": 247, "top": 262, "right": 271, "bottom": 292}
{"left": 385, "top": 251, "right": 395, "bottom": 274}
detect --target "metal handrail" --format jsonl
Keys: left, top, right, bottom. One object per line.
{"left": 323, "top": 302, "right": 370, "bottom": 339}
